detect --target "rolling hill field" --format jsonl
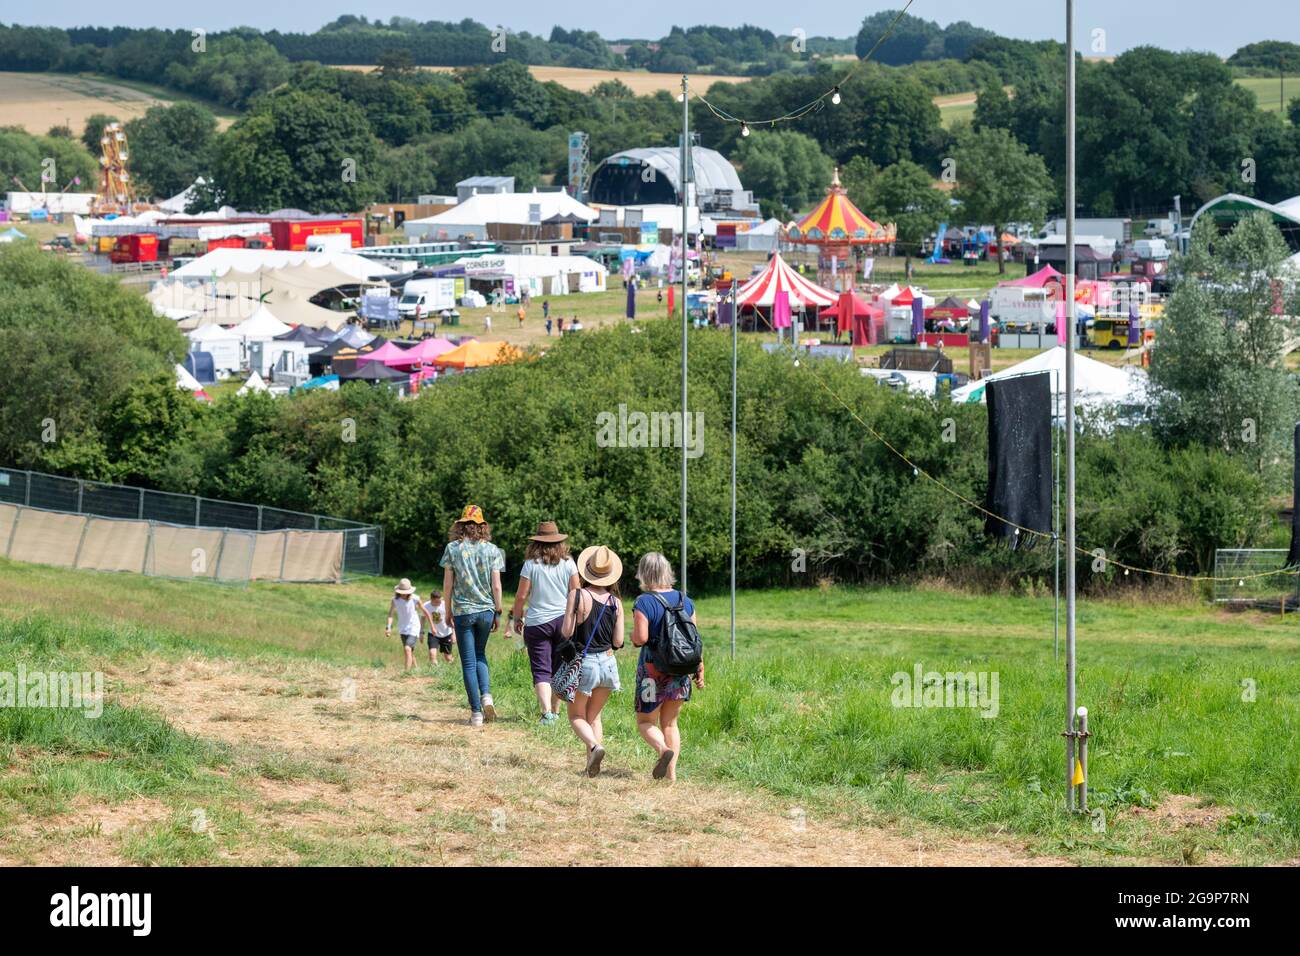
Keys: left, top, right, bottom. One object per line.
{"left": 0, "top": 72, "right": 238, "bottom": 134}
{"left": 1, "top": 555, "right": 1296, "bottom": 866}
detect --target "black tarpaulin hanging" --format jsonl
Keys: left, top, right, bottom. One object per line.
{"left": 1288, "top": 423, "right": 1300, "bottom": 567}
{"left": 985, "top": 372, "right": 1053, "bottom": 550}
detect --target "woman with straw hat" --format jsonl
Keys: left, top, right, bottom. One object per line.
{"left": 559, "top": 545, "right": 625, "bottom": 777}
{"left": 509, "top": 520, "right": 579, "bottom": 723}
{"left": 439, "top": 505, "right": 506, "bottom": 727}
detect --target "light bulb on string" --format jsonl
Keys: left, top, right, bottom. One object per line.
{"left": 740, "top": 122, "right": 750, "bottom": 137}
{"left": 831, "top": 87, "right": 841, "bottom": 105}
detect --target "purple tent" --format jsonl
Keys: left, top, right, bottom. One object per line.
{"left": 911, "top": 298, "right": 925, "bottom": 341}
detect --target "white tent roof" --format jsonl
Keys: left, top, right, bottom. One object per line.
{"left": 410, "top": 191, "right": 597, "bottom": 228}
{"left": 171, "top": 248, "right": 394, "bottom": 281}
{"left": 175, "top": 364, "right": 203, "bottom": 391}
{"left": 950, "top": 346, "right": 1148, "bottom": 409}
{"left": 233, "top": 305, "right": 292, "bottom": 340}
{"left": 237, "top": 371, "right": 269, "bottom": 395}
{"left": 188, "top": 324, "right": 242, "bottom": 344}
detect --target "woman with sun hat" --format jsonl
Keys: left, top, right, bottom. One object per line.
{"left": 559, "top": 544, "right": 625, "bottom": 777}
{"left": 440, "top": 504, "right": 506, "bottom": 726}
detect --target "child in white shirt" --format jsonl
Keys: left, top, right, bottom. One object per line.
{"left": 422, "top": 591, "right": 455, "bottom": 664}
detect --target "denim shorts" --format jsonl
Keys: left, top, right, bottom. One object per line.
{"left": 577, "top": 651, "right": 620, "bottom": 695}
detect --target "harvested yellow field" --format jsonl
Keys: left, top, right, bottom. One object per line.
{"left": 335, "top": 63, "right": 751, "bottom": 94}
{"left": 0, "top": 72, "right": 166, "bottom": 132}
{"left": 0, "top": 72, "right": 237, "bottom": 133}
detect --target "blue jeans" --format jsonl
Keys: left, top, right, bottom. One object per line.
{"left": 453, "top": 610, "right": 496, "bottom": 712}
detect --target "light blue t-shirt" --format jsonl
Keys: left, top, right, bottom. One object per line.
{"left": 439, "top": 539, "right": 505, "bottom": 615}
{"left": 520, "top": 557, "right": 578, "bottom": 626}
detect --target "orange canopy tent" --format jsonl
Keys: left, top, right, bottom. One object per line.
{"left": 431, "top": 340, "right": 523, "bottom": 369}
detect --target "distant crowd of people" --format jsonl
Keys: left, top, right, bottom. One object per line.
{"left": 386, "top": 505, "right": 704, "bottom": 781}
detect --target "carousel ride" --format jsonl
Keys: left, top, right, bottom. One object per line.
{"left": 782, "top": 167, "right": 896, "bottom": 292}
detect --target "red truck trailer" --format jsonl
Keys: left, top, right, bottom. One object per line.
{"left": 270, "top": 219, "right": 363, "bottom": 251}
{"left": 110, "top": 233, "right": 158, "bottom": 263}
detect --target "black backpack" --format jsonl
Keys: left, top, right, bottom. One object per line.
{"left": 648, "top": 592, "right": 703, "bottom": 677}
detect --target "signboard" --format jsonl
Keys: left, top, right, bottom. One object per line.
{"left": 639, "top": 221, "right": 658, "bottom": 247}
{"left": 464, "top": 256, "right": 509, "bottom": 276}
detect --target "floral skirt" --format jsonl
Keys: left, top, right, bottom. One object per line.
{"left": 634, "top": 648, "right": 692, "bottom": 715}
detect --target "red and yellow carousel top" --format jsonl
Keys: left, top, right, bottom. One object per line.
{"left": 784, "top": 167, "right": 896, "bottom": 245}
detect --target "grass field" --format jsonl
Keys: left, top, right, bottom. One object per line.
{"left": 1235, "top": 76, "right": 1300, "bottom": 116}
{"left": 1, "top": 555, "right": 1296, "bottom": 865}
{"left": 0, "top": 72, "right": 238, "bottom": 134}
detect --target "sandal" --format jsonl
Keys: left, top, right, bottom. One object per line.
{"left": 586, "top": 745, "right": 606, "bottom": 778}
{"left": 652, "top": 749, "right": 674, "bottom": 780}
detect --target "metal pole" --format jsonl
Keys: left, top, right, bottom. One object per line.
{"left": 1064, "top": 0, "right": 1079, "bottom": 812}
{"left": 730, "top": 278, "right": 738, "bottom": 660}
{"left": 1076, "top": 706, "right": 1090, "bottom": 813}
{"left": 680, "top": 74, "right": 690, "bottom": 595}
{"left": 1054, "top": 368, "right": 1061, "bottom": 663}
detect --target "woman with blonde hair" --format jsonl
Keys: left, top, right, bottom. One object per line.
{"left": 440, "top": 504, "right": 506, "bottom": 726}
{"left": 631, "top": 552, "right": 703, "bottom": 781}
{"left": 557, "top": 545, "right": 625, "bottom": 776}
{"left": 509, "top": 521, "right": 579, "bottom": 723}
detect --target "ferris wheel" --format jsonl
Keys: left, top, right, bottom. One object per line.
{"left": 96, "top": 122, "right": 134, "bottom": 213}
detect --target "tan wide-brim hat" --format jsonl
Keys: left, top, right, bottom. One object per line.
{"left": 529, "top": 520, "right": 567, "bottom": 543}
{"left": 577, "top": 545, "right": 622, "bottom": 587}
{"left": 394, "top": 577, "right": 415, "bottom": 596}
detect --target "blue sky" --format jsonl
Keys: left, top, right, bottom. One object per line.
{"left": 14, "top": 2, "right": 1292, "bottom": 57}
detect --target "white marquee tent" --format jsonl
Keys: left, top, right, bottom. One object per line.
{"left": 950, "top": 346, "right": 1148, "bottom": 417}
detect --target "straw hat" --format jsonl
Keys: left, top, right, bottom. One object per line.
{"left": 529, "top": 520, "right": 567, "bottom": 543}
{"left": 458, "top": 504, "right": 486, "bottom": 524}
{"left": 394, "top": 578, "right": 415, "bottom": 596}
{"left": 576, "top": 545, "right": 622, "bottom": 587}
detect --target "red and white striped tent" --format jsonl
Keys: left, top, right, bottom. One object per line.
{"left": 735, "top": 253, "right": 837, "bottom": 309}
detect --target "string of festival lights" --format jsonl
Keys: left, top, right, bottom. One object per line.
{"left": 691, "top": 0, "right": 917, "bottom": 137}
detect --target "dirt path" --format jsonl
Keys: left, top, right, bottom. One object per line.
{"left": 19, "top": 656, "right": 1069, "bottom": 866}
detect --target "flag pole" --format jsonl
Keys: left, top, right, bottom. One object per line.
{"left": 1064, "top": 0, "right": 1079, "bottom": 812}
{"left": 730, "top": 277, "right": 738, "bottom": 660}
{"left": 680, "top": 74, "right": 690, "bottom": 596}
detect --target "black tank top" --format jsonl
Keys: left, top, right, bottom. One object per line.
{"left": 575, "top": 589, "right": 618, "bottom": 653}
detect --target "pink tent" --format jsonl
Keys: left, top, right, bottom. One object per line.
{"left": 1000, "top": 265, "right": 1064, "bottom": 288}
{"left": 818, "top": 292, "right": 883, "bottom": 338}
{"left": 356, "top": 340, "right": 412, "bottom": 366}
{"left": 385, "top": 337, "right": 456, "bottom": 367}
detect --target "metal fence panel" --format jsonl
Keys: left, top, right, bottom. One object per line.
{"left": 142, "top": 488, "right": 199, "bottom": 525}
{"left": 342, "top": 526, "right": 383, "bottom": 579}
{"left": 27, "top": 474, "right": 79, "bottom": 513}
{"left": 1212, "top": 549, "right": 1299, "bottom": 605}
{"left": 0, "top": 466, "right": 382, "bottom": 582}
{"left": 197, "top": 498, "right": 260, "bottom": 531}
{"left": 81, "top": 481, "right": 142, "bottom": 519}
{"left": 261, "top": 507, "right": 318, "bottom": 531}
{"left": 0, "top": 469, "right": 28, "bottom": 505}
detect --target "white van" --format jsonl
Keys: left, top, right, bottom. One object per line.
{"left": 305, "top": 233, "right": 354, "bottom": 253}
{"left": 398, "top": 278, "right": 457, "bottom": 318}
